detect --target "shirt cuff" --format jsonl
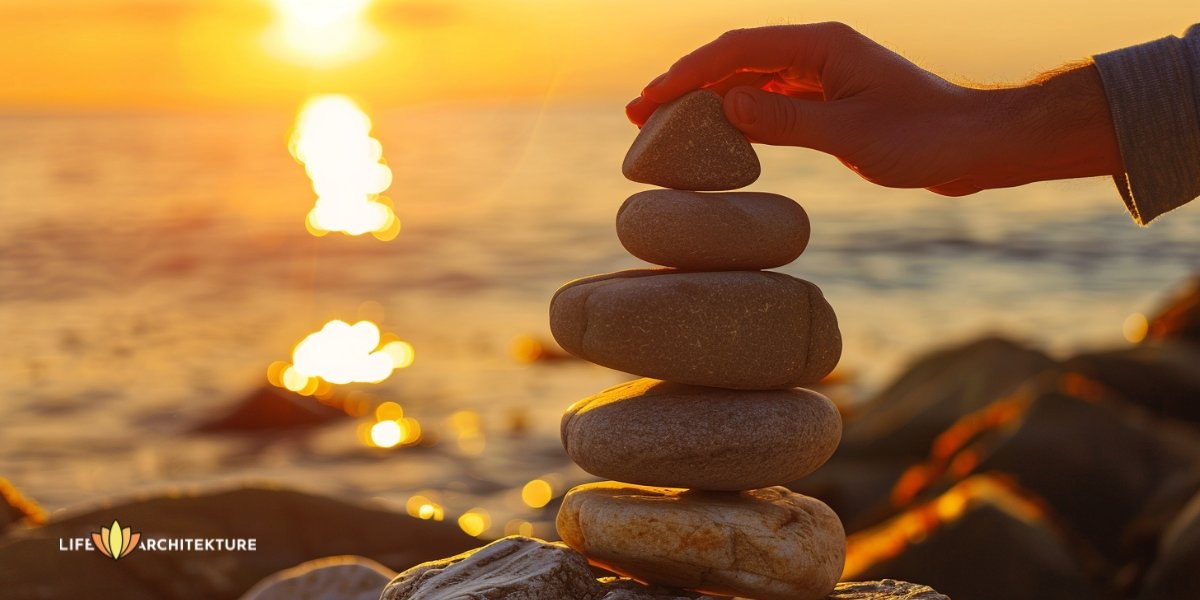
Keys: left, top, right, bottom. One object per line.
{"left": 1092, "top": 26, "right": 1200, "bottom": 225}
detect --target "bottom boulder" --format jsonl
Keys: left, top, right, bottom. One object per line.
{"left": 382, "top": 535, "right": 947, "bottom": 600}
{"left": 382, "top": 536, "right": 604, "bottom": 600}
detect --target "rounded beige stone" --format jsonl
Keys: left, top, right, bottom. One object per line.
{"left": 622, "top": 90, "right": 760, "bottom": 191}
{"left": 616, "top": 190, "right": 810, "bottom": 271}
{"left": 549, "top": 270, "right": 841, "bottom": 389}
{"left": 561, "top": 379, "right": 841, "bottom": 490}
{"left": 556, "top": 483, "right": 845, "bottom": 600}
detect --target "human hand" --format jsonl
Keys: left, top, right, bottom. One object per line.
{"left": 626, "top": 23, "right": 1122, "bottom": 196}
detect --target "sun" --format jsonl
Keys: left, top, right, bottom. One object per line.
{"left": 263, "top": 0, "right": 382, "bottom": 67}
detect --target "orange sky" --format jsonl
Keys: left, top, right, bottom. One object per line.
{"left": 0, "top": 0, "right": 1194, "bottom": 110}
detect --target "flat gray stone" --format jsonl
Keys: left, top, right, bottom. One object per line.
{"left": 239, "top": 556, "right": 394, "bottom": 600}
{"left": 549, "top": 270, "right": 842, "bottom": 389}
{"left": 562, "top": 379, "right": 841, "bottom": 490}
{"left": 828, "top": 580, "right": 950, "bottom": 599}
{"left": 617, "top": 190, "right": 810, "bottom": 271}
{"left": 598, "top": 577, "right": 718, "bottom": 599}
{"left": 622, "top": 90, "right": 760, "bottom": 191}
{"left": 381, "top": 536, "right": 604, "bottom": 600}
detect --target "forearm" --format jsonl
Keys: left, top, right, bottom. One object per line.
{"left": 967, "top": 62, "right": 1123, "bottom": 191}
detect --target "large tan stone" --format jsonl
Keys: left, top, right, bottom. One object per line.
{"left": 617, "top": 190, "right": 810, "bottom": 271}
{"left": 622, "top": 90, "right": 760, "bottom": 191}
{"left": 561, "top": 379, "right": 841, "bottom": 490}
{"left": 549, "top": 270, "right": 842, "bottom": 389}
{"left": 557, "top": 483, "right": 845, "bottom": 600}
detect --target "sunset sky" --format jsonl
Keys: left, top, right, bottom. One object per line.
{"left": 0, "top": 0, "right": 1194, "bottom": 109}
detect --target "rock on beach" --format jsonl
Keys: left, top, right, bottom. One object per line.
{"left": 622, "top": 90, "right": 760, "bottom": 191}
{"left": 550, "top": 269, "right": 842, "bottom": 389}
{"left": 561, "top": 378, "right": 842, "bottom": 490}
{"left": 617, "top": 189, "right": 810, "bottom": 271}
{"left": 557, "top": 482, "right": 845, "bottom": 600}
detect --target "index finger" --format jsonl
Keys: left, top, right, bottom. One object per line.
{"left": 640, "top": 23, "right": 848, "bottom": 105}
{"left": 627, "top": 71, "right": 773, "bottom": 126}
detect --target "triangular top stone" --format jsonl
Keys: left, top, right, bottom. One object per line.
{"left": 622, "top": 89, "right": 760, "bottom": 191}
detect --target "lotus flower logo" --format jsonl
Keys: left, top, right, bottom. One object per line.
{"left": 92, "top": 519, "right": 140, "bottom": 560}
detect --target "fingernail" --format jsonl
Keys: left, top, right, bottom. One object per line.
{"left": 730, "top": 90, "right": 757, "bottom": 126}
{"left": 643, "top": 72, "right": 668, "bottom": 93}
{"left": 626, "top": 97, "right": 642, "bottom": 111}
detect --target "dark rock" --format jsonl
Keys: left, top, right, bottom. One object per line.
{"left": 0, "top": 486, "right": 479, "bottom": 600}
{"left": 848, "top": 474, "right": 1097, "bottom": 600}
{"left": 1139, "top": 489, "right": 1200, "bottom": 599}
{"left": 883, "top": 383, "right": 1200, "bottom": 585}
{"left": 238, "top": 555, "right": 394, "bottom": 600}
{"left": 839, "top": 337, "right": 1053, "bottom": 461}
{"left": 1123, "top": 467, "right": 1200, "bottom": 594}
{"left": 381, "top": 536, "right": 604, "bottom": 600}
{"left": 1060, "top": 342, "right": 1200, "bottom": 425}
{"left": 598, "top": 577, "right": 718, "bottom": 599}
{"left": 191, "top": 385, "right": 346, "bottom": 432}
{"left": 828, "top": 579, "right": 949, "bottom": 599}
{"left": 1146, "top": 275, "right": 1200, "bottom": 346}
{"left": 787, "top": 458, "right": 913, "bottom": 535}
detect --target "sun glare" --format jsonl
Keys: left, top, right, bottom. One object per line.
{"left": 290, "top": 94, "right": 400, "bottom": 240}
{"left": 266, "top": 320, "right": 415, "bottom": 396}
{"left": 264, "top": 0, "right": 382, "bottom": 67}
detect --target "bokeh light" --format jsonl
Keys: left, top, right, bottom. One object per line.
{"left": 457, "top": 508, "right": 491, "bottom": 537}
{"left": 290, "top": 94, "right": 400, "bottom": 239}
{"left": 365, "top": 413, "right": 421, "bottom": 449}
{"left": 370, "top": 419, "right": 402, "bottom": 448}
{"left": 381, "top": 340, "right": 416, "bottom": 369}
{"left": 1122, "top": 312, "right": 1148, "bottom": 343}
{"left": 290, "top": 320, "right": 412, "bottom": 385}
{"left": 521, "top": 479, "right": 553, "bottom": 509}
{"left": 406, "top": 494, "right": 445, "bottom": 521}
{"left": 510, "top": 334, "right": 545, "bottom": 363}
{"left": 504, "top": 519, "right": 535, "bottom": 537}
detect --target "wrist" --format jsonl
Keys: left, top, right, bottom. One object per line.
{"left": 971, "top": 62, "right": 1123, "bottom": 189}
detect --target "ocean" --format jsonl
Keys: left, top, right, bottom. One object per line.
{"left": 1, "top": 104, "right": 1197, "bottom": 538}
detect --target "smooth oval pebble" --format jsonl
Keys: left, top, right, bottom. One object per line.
{"left": 562, "top": 379, "right": 841, "bottom": 490}
{"left": 617, "top": 190, "right": 810, "bottom": 270}
{"left": 549, "top": 270, "right": 841, "bottom": 389}
{"left": 556, "top": 483, "right": 845, "bottom": 600}
{"left": 622, "top": 90, "right": 760, "bottom": 191}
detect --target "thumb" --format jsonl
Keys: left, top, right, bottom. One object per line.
{"left": 723, "top": 86, "right": 845, "bottom": 154}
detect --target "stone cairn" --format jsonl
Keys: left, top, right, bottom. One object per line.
{"left": 549, "top": 90, "right": 847, "bottom": 600}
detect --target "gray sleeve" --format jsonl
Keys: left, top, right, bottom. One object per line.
{"left": 1091, "top": 25, "right": 1200, "bottom": 225}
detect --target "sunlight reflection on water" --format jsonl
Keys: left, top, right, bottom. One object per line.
{"left": 290, "top": 94, "right": 400, "bottom": 239}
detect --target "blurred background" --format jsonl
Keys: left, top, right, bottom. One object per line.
{"left": 1, "top": 1, "right": 1199, "bottom": 598}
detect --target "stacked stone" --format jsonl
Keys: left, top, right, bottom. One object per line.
{"left": 549, "top": 90, "right": 847, "bottom": 600}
